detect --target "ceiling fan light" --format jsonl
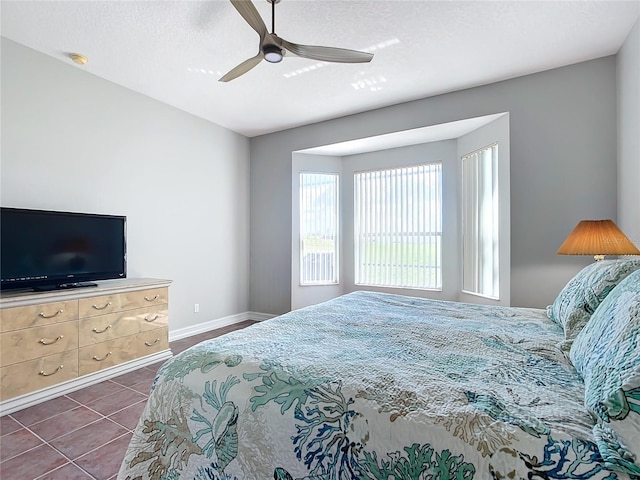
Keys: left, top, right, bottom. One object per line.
{"left": 263, "top": 44, "right": 283, "bottom": 63}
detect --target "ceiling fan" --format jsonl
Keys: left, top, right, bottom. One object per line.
{"left": 219, "top": 0, "right": 374, "bottom": 82}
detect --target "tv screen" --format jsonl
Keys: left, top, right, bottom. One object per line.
{"left": 1, "top": 207, "right": 126, "bottom": 291}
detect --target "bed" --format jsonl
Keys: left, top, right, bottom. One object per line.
{"left": 118, "top": 260, "right": 640, "bottom": 480}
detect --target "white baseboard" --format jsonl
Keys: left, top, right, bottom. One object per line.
{"left": 247, "top": 311, "right": 277, "bottom": 322}
{"left": 168, "top": 311, "right": 276, "bottom": 342}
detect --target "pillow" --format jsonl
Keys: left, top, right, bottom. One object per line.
{"left": 547, "top": 259, "right": 640, "bottom": 351}
{"left": 569, "top": 269, "right": 640, "bottom": 476}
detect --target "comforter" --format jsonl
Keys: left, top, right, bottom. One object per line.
{"left": 118, "top": 291, "right": 629, "bottom": 480}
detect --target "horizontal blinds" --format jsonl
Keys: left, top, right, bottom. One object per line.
{"left": 354, "top": 163, "right": 442, "bottom": 289}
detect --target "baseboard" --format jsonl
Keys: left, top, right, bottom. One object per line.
{"left": 168, "top": 311, "right": 277, "bottom": 342}
{"left": 247, "top": 311, "right": 277, "bottom": 322}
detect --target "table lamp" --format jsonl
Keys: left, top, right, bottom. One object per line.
{"left": 557, "top": 219, "right": 640, "bottom": 261}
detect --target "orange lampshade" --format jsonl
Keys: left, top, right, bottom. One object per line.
{"left": 557, "top": 219, "right": 640, "bottom": 260}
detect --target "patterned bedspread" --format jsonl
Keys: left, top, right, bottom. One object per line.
{"left": 118, "top": 291, "right": 629, "bottom": 480}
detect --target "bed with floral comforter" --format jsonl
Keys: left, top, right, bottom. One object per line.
{"left": 118, "top": 290, "right": 633, "bottom": 480}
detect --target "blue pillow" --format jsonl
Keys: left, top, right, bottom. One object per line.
{"left": 547, "top": 259, "right": 640, "bottom": 352}
{"left": 570, "top": 269, "right": 640, "bottom": 476}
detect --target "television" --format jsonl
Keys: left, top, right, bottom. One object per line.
{"left": 1, "top": 207, "right": 126, "bottom": 291}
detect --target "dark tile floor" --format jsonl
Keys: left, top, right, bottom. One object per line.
{"left": 0, "top": 320, "right": 256, "bottom": 480}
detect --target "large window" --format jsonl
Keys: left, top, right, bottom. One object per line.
{"left": 462, "top": 144, "right": 499, "bottom": 299}
{"left": 354, "top": 163, "right": 442, "bottom": 289}
{"left": 299, "top": 173, "right": 339, "bottom": 285}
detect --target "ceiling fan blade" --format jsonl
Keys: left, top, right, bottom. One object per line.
{"left": 280, "top": 39, "right": 373, "bottom": 63}
{"left": 219, "top": 54, "right": 263, "bottom": 82}
{"left": 230, "top": 0, "right": 268, "bottom": 39}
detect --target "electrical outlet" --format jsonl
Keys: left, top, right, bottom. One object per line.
{"left": 194, "top": 304, "right": 200, "bottom": 313}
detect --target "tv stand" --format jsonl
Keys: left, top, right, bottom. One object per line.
{"left": 33, "top": 282, "right": 98, "bottom": 292}
{"left": 0, "top": 278, "right": 172, "bottom": 415}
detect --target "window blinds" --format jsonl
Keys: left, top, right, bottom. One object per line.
{"left": 462, "top": 144, "right": 499, "bottom": 299}
{"left": 354, "top": 163, "right": 442, "bottom": 289}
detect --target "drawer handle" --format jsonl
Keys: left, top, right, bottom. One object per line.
{"left": 39, "top": 335, "right": 64, "bottom": 345}
{"left": 144, "top": 314, "right": 159, "bottom": 322}
{"left": 39, "top": 309, "right": 64, "bottom": 319}
{"left": 92, "top": 302, "right": 112, "bottom": 310}
{"left": 39, "top": 365, "right": 63, "bottom": 376}
{"left": 92, "top": 352, "right": 112, "bottom": 361}
{"left": 145, "top": 338, "right": 160, "bottom": 347}
{"left": 144, "top": 295, "right": 159, "bottom": 302}
{"left": 92, "top": 324, "right": 112, "bottom": 334}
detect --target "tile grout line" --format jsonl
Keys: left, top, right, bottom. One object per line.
{"left": 1, "top": 412, "right": 104, "bottom": 461}
{"left": 0, "top": 423, "right": 79, "bottom": 478}
{"left": 105, "top": 398, "right": 149, "bottom": 422}
{"left": 112, "top": 381, "right": 153, "bottom": 396}
{"left": 1, "top": 418, "right": 70, "bottom": 463}
{"left": 67, "top": 430, "right": 133, "bottom": 478}
{"left": 38, "top": 417, "right": 132, "bottom": 479}
{"left": 79, "top": 381, "right": 151, "bottom": 423}
{"left": 32, "top": 459, "right": 99, "bottom": 480}
{"left": 6, "top": 393, "right": 84, "bottom": 429}
{"left": 2, "top": 390, "right": 144, "bottom": 477}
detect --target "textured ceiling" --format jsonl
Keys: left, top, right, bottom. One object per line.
{"left": 1, "top": 1, "right": 639, "bottom": 137}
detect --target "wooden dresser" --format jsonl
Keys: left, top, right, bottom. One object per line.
{"left": 0, "top": 278, "right": 172, "bottom": 415}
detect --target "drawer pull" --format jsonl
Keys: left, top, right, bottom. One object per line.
{"left": 39, "top": 309, "right": 64, "bottom": 319}
{"left": 144, "top": 295, "right": 159, "bottom": 302}
{"left": 144, "top": 314, "right": 159, "bottom": 322}
{"left": 39, "top": 335, "right": 64, "bottom": 345}
{"left": 92, "top": 301, "right": 112, "bottom": 310}
{"left": 39, "top": 365, "right": 63, "bottom": 376}
{"left": 92, "top": 324, "right": 112, "bottom": 334}
{"left": 92, "top": 352, "right": 112, "bottom": 361}
{"left": 145, "top": 338, "right": 160, "bottom": 347}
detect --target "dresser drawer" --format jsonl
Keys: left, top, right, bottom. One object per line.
{"left": 78, "top": 287, "right": 168, "bottom": 318}
{"left": 79, "top": 305, "right": 168, "bottom": 347}
{"left": 0, "top": 350, "right": 79, "bottom": 401}
{"left": 78, "top": 327, "right": 169, "bottom": 376}
{"left": 1, "top": 320, "right": 79, "bottom": 366}
{"left": 1, "top": 300, "right": 78, "bottom": 332}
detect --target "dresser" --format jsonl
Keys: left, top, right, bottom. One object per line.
{"left": 0, "top": 278, "right": 172, "bottom": 415}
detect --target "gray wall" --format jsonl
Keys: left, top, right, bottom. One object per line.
{"left": 1, "top": 38, "right": 251, "bottom": 333}
{"left": 250, "top": 57, "right": 619, "bottom": 314}
{"left": 617, "top": 19, "right": 640, "bottom": 246}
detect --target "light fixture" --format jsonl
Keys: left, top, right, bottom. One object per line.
{"left": 69, "top": 53, "right": 88, "bottom": 65}
{"left": 262, "top": 44, "right": 283, "bottom": 63}
{"left": 557, "top": 219, "right": 640, "bottom": 261}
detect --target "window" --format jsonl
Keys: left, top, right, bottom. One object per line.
{"left": 462, "top": 144, "right": 499, "bottom": 299}
{"left": 354, "top": 163, "right": 442, "bottom": 289}
{"left": 299, "top": 173, "right": 339, "bottom": 285}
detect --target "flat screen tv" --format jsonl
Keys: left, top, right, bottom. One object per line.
{"left": 1, "top": 207, "right": 126, "bottom": 291}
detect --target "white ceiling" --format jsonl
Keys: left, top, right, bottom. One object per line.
{"left": 1, "top": 1, "right": 639, "bottom": 137}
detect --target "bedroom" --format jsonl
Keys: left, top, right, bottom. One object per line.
{"left": 1, "top": 1, "right": 640, "bottom": 479}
